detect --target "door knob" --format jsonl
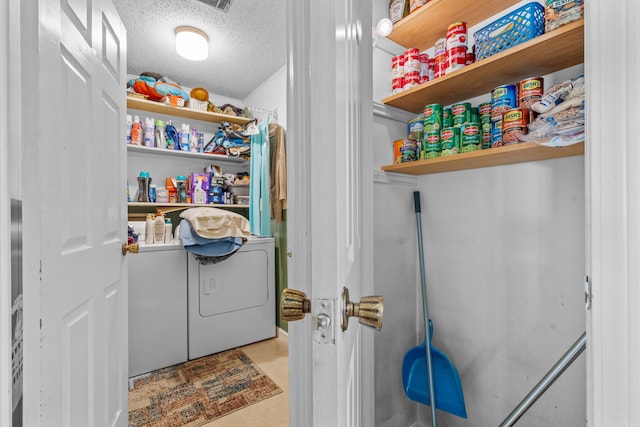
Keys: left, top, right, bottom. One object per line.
{"left": 280, "top": 288, "right": 311, "bottom": 321}
{"left": 341, "top": 287, "right": 383, "bottom": 331}
{"left": 122, "top": 242, "right": 139, "bottom": 255}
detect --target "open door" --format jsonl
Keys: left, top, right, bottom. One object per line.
{"left": 25, "top": 0, "right": 129, "bottom": 425}
{"left": 285, "top": 0, "right": 378, "bottom": 425}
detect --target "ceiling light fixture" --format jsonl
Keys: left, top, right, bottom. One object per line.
{"left": 175, "top": 26, "right": 209, "bottom": 61}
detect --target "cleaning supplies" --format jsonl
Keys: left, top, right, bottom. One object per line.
{"left": 145, "top": 214, "right": 154, "bottom": 244}
{"left": 144, "top": 117, "right": 155, "bottom": 147}
{"left": 176, "top": 175, "right": 188, "bottom": 203}
{"left": 136, "top": 171, "right": 151, "bottom": 202}
{"left": 165, "top": 120, "right": 179, "bottom": 150}
{"left": 164, "top": 218, "right": 173, "bottom": 243}
{"left": 131, "top": 115, "right": 143, "bottom": 145}
{"left": 154, "top": 213, "right": 165, "bottom": 244}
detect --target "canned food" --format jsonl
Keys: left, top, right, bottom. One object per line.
{"left": 423, "top": 104, "right": 443, "bottom": 133}
{"left": 427, "top": 57, "right": 435, "bottom": 81}
{"left": 403, "top": 71, "right": 420, "bottom": 90}
{"left": 408, "top": 118, "right": 424, "bottom": 143}
{"left": 460, "top": 122, "right": 482, "bottom": 152}
{"left": 502, "top": 108, "right": 529, "bottom": 144}
{"left": 392, "top": 55, "right": 405, "bottom": 79}
{"left": 440, "top": 127, "right": 460, "bottom": 156}
{"left": 434, "top": 54, "right": 446, "bottom": 79}
{"left": 445, "top": 46, "right": 467, "bottom": 74}
{"left": 491, "top": 119, "right": 503, "bottom": 147}
{"left": 451, "top": 102, "right": 471, "bottom": 127}
{"left": 404, "top": 48, "right": 420, "bottom": 74}
{"left": 435, "top": 38, "right": 447, "bottom": 57}
{"left": 466, "top": 51, "right": 475, "bottom": 65}
{"left": 399, "top": 139, "right": 418, "bottom": 162}
{"left": 419, "top": 54, "right": 430, "bottom": 83}
{"left": 478, "top": 102, "right": 492, "bottom": 117}
{"left": 443, "top": 108, "right": 452, "bottom": 128}
{"left": 518, "top": 77, "right": 544, "bottom": 109}
{"left": 446, "top": 22, "right": 468, "bottom": 50}
{"left": 393, "top": 139, "right": 404, "bottom": 164}
{"left": 491, "top": 84, "right": 517, "bottom": 121}
{"left": 422, "top": 131, "right": 441, "bottom": 159}
{"left": 392, "top": 77, "right": 404, "bottom": 94}
{"left": 470, "top": 107, "right": 480, "bottom": 123}
{"left": 482, "top": 130, "right": 492, "bottom": 149}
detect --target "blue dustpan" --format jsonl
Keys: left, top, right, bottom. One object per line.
{"left": 402, "top": 321, "right": 467, "bottom": 418}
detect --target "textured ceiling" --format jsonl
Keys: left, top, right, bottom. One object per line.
{"left": 112, "top": 0, "right": 286, "bottom": 100}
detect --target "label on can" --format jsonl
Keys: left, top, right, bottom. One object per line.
{"left": 502, "top": 108, "right": 529, "bottom": 144}
{"left": 393, "top": 139, "right": 404, "bottom": 164}
{"left": 392, "top": 55, "right": 405, "bottom": 79}
{"left": 482, "top": 130, "right": 492, "bottom": 149}
{"left": 446, "top": 21, "right": 468, "bottom": 50}
{"left": 403, "top": 71, "right": 420, "bottom": 90}
{"left": 491, "top": 119, "right": 503, "bottom": 147}
{"left": 470, "top": 107, "right": 480, "bottom": 123}
{"left": 445, "top": 46, "right": 467, "bottom": 74}
{"left": 435, "top": 37, "right": 447, "bottom": 57}
{"left": 423, "top": 104, "right": 443, "bottom": 133}
{"left": 399, "top": 139, "right": 418, "bottom": 162}
{"left": 419, "top": 54, "right": 430, "bottom": 83}
{"left": 460, "top": 123, "right": 482, "bottom": 152}
{"left": 466, "top": 51, "right": 475, "bottom": 65}
{"left": 491, "top": 84, "right": 517, "bottom": 121}
{"left": 518, "top": 77, "right": 544, "bottom": 109}
{"left": 404, "top": 48, "right": 420, "bottom": 74}
{"left": 451, "top": 102, "right": 471, "bottom": 127}
{"left": 422, "top": 131, "right": 441, "bottom": 159}
{"left": 434, "top": 54, "right": 446, "bottom": 79}
{"left": 392, "top": 77, "right": 404, "bottom": 94}
{"left": 440, "top": 127, "right": 460, "bottom": 156}
{"left": 478, "top": 102, "right": 492, "bottom": 117}
{"left": 443, "top": 108, "right": 452, "bottom": 128}
{"left": 408, "top": 118, "right": 424, "bottom": 142}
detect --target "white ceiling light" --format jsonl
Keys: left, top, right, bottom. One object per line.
{"left": 175, "top": 26, "right": 209, "bottom": 61}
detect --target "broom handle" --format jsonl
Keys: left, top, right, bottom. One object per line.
{"left": 414, "top": 191, "right": 438, "bottom": 427}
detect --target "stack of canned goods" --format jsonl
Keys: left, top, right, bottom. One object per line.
{"left": 490, "top": 77, "right": 544, "bottom": 146}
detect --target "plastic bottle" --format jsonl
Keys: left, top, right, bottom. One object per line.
{"left": 180, "top": 123, "right": 191, "bottom": 151}
{"left": 164, "top": 218, "right": 173, "bottom": 243}
{"left": 193, "top": 177, "right": 207, "bottom": 204}
{"left": 149, "top": 184, "right": 156, "bottom": 202}
{"left": 197, "top": 132, "right": 205, "bottom": 152}
{"left": 143, "top": 117, "right": 155, "bottom": 147}
{"left": 156, "top": 186, "right": 168, "bottom": 203}
{"left": 176, "top": 175, "right": 188, "bottom": 203}
{"left": 145, "top": 213, "right": 154, "bottom": 244}
{"left": 136, "top": 171, "right": 151, "bottom": 202}
{"left": 131, "top": 116, "right": 143, "bottom": 145}
{"left": 154, "top": 119, "right": 166, "bottom": 150}
{"left": 166, "top": 177, "right": 177, "bottom": 203}
{"left": 126, "top": 114, "right": 132, "bottom": 144}
{"left": 154, "top": 213, "right": 165, "bottom": 244}
{"left": 165, "top": 120, "right": 179, "bottom": 150}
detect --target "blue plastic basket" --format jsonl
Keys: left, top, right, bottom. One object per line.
{"left": 473, "top": 2, "right": 545, "bottom": 61}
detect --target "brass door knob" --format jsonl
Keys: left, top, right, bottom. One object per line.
{"left": 122, "top": 242, "right": 139, "bottom": 255}
{"left": 341, "top": 287, "right": 383, "bottom": 331}
{"left": 280, "top": 288, "right": 311, "bottom": 322}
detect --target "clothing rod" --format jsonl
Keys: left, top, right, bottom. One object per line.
{"left": 499, "top": 332, "right": 586, "bottom": 427}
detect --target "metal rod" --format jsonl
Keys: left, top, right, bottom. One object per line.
{"left": 499, "top": 332, "right": 587, "bottom": 427}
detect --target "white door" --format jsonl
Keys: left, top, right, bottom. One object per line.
{"left": 286, "top": 0, "right": 377, "bottom": 425}
{"left": 36, "top": 0, "right": 128, "bottom": 425}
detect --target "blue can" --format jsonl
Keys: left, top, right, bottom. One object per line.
{"left": 491, "top": 84, "right": 517, "bottom": 121}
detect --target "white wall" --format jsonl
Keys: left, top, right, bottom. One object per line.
{"left": 372, "top": 1, "right": 586, "bottom": 426}
{"left": 243, "top": 65, "right": 287, "bottom": 129}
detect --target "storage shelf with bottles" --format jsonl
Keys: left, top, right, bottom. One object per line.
{"left": 128, "top": 202, "right": 249, "bottom": 209}
{"left": 127, "top": 97, "right": 252, "bottom": 126}
{"left": 380, "top": 0, "right": 585, "bottom": 175}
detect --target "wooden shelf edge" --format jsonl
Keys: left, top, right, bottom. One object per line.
{"left": 382, "top": 19, "right": 585, "bottom": 113}
{"left": 128, "top": 202, "right": 249, "bottom": 208}
{"left": 127, "top": 97, "right": 252, "bottom": 125}
{"left": 389, "top": 0, "right": 521, "bottom": 51}
{"left": 380, "top": 141, "right": 584, "bottom": 175}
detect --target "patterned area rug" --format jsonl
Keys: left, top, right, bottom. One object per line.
{"left": 128, "top": 348, "right": 283, "bottom": 427}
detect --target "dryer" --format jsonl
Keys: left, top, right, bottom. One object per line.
{"left": 187, "top": 237, "right": 275, "bottom": 360}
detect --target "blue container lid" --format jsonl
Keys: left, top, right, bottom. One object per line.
{"left": 139, "top": 171, "right": 150, "bottom": 178}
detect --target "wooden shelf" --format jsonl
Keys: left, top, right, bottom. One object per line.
{"left": 389, "top": 0, "right": 521, "bottom": 51}
{"left": 126, "top": 144, "right": 247, "bottom": 164}
{"left": 382, "top": 19, "right": 584, "bottom": 113}
{"left": 380, "top": 141, "right": 584, "bottom": 175}
{"left": 128, "top": 202, "right": 249, "bottom": 209}
{"left": 127, "top": 97, "right": 252, "bottom": 126}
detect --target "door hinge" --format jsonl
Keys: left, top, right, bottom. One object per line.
{"left": 584, "top": 275, "right": 591, "bottom": 310}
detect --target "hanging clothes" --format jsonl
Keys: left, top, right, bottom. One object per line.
{"left": 249, "top": 116, "right": 271, "bottom": 236}
{"left": 269, "top": 122, "right": 287, "bottom": 223}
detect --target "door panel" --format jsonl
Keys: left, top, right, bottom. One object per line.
{"left": 38, "top": 0, "right": 127, "bottom": 425}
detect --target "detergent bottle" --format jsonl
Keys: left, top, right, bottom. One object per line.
{"left": 165, "top": 120, "right": 179, "bottom": 150}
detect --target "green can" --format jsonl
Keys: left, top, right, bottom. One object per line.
{"left": 478, "top": 102, "right": 492, "bottom": 118}
{"left": 443, "top": 108, "right": 452, "bottom": 128}
{"left": 423, "top": 103, "right": 443, "bottom": 133}
{"left": 440, "top": 127, "right": 460, "bottom": 156}
{"left": 470, "top": 107, "right": 480, "bottom": 123}
{"left": 451, "top": 102, "right": 471, "bottom": 128}
{"left": 422, "top": 130, "right": 441, "bottom": 159}
{"left": 460, "top": 122, "right": 482, "bottom": 153}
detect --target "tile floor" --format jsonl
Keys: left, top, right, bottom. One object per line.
{"left": 201, "top": 330, "right": 290, "bottom": 427}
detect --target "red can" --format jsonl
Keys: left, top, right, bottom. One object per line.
{"left": 434, "top": 54, "right": 447, "bottom": 79}
{"left": 392, "top": 55, "right": 405, "bottom": 79}
{"left": 419, "top": 54, "right": 430, "bottom": 83}
{"left": 446, "top": 46, "right": 466, "bottom": 74}
{"left": 404, "top": 48, "right": 420, "bottom": 74}
{"left": 403, "top": 71, "right": 420, "bottom": 90}
{"left": 392, "top": 77, "right": 405, "bottom": 95}
{"left": 517, "top": 77, "right": 544, "bottom": 109}
{"left": 446, "top": 22, "right": 468, "bottom": 50}
{"left": 502, "top": 108, "right": 529, "bottom": 144}
{"left": 435, "top": 37, "right": 447, "bottom": 57}
{"left": 466, "top": 51, "right": 475, "bottom": 65}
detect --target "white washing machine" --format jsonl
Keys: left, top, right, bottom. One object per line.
{"left": 187, "top": 237, "right": 275, "bottom": 360}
